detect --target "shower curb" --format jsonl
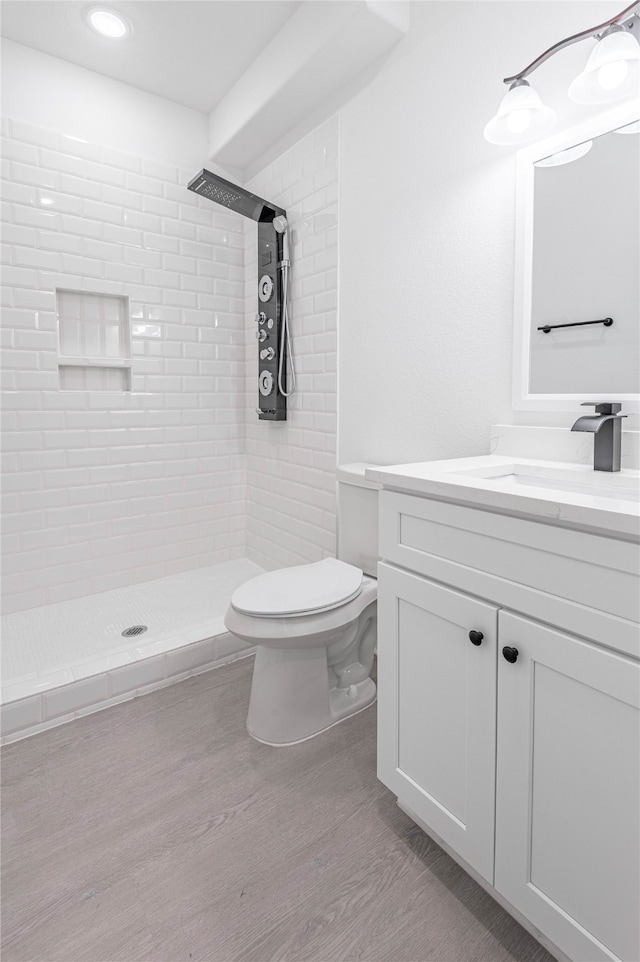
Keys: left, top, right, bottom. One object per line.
{"left": 1, "top": 631, "right": 254, "bottom": 745}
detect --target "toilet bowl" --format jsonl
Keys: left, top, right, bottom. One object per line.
{"left": 225, "top": 558, "right": 377, "bottom": 745}
{"left": 224, "top": 464, "right": 381, "bottom": 746}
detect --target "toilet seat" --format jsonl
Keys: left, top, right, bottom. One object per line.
{"left": 230, "top": 557, "right": 363, "bottom": 618}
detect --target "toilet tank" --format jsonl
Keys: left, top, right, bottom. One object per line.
{"left": 336, "top": 463, "right": 382, "bottom": 577}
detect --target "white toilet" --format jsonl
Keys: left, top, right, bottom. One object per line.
{"left": 224, "top": 464, "right": 381, "bottom": 745}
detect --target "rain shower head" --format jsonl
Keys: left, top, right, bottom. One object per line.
{"left": 187, "top": 169, "right": 286, "bottom": 222}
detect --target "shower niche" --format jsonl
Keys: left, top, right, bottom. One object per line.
{"left": 56, "top": 290, "right": 131, "bottom": 392}
{"left": 188, "top": 169, "right": 289, "bottom": 421}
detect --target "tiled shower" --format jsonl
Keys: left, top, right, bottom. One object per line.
{"left": 0, "top": 113, "right": 340, "bottom": 740}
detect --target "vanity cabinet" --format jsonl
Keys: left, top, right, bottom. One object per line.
{"left": 495, "top": 612, "right": 639, "bottom": 962}
{"left": 377, "top": 490, "right": 640, "bottom": 962}
{"left": 377, "top": 564, "right": 499, "bottom": 883}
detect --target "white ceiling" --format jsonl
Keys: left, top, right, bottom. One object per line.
{"left": 0, "top": 0, "right": 301, "bottom": 114}
{"left": 1, "top": 0, "right": 409, "bottom": 175}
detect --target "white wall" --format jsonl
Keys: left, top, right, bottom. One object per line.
{"left": 1, "top": 45, "right": 247, "bottom": 613}
{"left": 1, "top": 40, "right": 208, "bottom": 170}
{"left": 338, "top": 1, "right": 627, "bottom": 464}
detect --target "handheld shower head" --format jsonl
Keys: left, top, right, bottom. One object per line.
{"left": 273, "top": 215, "right": 290, "bottom": 264}
{"left": 271, "top": 213, "right": 294, "bottom": 397}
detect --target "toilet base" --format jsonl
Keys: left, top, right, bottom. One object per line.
{"left": 247, "top": 680, "right": 376, "bottom": 747}
{"left": 246, "top": 642, "right": 376, "bottom": 746}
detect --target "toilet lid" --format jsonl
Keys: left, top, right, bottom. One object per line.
{"left": 231, "top": 558, "right": 363, "bottom": 617}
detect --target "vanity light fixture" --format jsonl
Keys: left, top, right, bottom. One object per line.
{"left": 483, "top": 80, "right": 557, "bottom": 146}
{"left": 86, "top": 6, "right": 130, "bottom": 39}
{"left": 484, "top": 0, "right": 640, "bottom": 146}
{"left": 534, "top": 140, "right": 593, "bottom": 167}
{"left": 569, "top": 25, "right": 640, "bottom": 104}
{"left": 614, "top": 118, "right": 640, "bottom": 132}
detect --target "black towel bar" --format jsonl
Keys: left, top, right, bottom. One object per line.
{"left": 537, "top": 317, "right": 613, "bottom": 334}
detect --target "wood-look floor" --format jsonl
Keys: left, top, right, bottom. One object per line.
{"left": 1, "top": 656, "right": 555, "bottom": 962}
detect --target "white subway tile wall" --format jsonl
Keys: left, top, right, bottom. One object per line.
{"left": 244, "top": 116, "right": 340, "bottom": 571}
{"left": 1, "top": 119, "right": 247, "bottom": 613}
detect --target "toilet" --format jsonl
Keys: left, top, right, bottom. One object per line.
{"left": 224, "top": 464, "right": 381, "bottom": 746}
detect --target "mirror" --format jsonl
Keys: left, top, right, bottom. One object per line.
{"left": 512, "top": 102, "right": 640, "bottom": 413}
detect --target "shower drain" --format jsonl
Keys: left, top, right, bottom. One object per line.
{"left": 121, "top": 625, "right": 148, "bottom": 637}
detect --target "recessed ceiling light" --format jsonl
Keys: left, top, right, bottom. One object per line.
{"left": 87, "top": 7, "right": 130, "bottom": 39}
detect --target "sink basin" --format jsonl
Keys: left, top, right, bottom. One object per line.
{"left": 449, "top": 463, "right": 640, "bottom": 503}
{"left": 366, "top": 456, "right": 640, "bottom": 539}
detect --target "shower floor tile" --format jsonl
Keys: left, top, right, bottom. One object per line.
{"left": 2, "top": 559, "right": 262, "bottom": 691}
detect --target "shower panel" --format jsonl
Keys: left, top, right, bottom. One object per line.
{"left": 187, "top": 169, "right": 289, "bottom": 421}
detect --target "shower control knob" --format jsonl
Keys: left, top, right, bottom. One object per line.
{"left": 255, "top": 312, "right": 267, "bottom": 325}
{"left": 256, "top": 329, "right": 267, "bottom": 342}
{"left": 267, "top": 317, "right": 274, "bottom": 329}
{"left": 258, "top": 274, "right": 274, "bottom": 302}
{"left": 260, "top": 347, "right": 275, "bottom": 360}
{"left": 259, "top": 370, "right": 274, "bottom": 396}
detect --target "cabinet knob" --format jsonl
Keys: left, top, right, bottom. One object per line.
{"left": 468, "top": 630, "right": 484, "bottom": 646}
{"left": 502, "top": 646, "right": 519, "bottom": 664}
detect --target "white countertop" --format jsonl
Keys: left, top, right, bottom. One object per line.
{"left": 366, "top": 456, "right": 640, "bottom": 541}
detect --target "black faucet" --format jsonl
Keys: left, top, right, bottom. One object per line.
{"left": 570, "top": 402, "right": 626, "bottom": 472}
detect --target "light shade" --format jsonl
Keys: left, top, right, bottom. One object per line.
{"left": 614, "top": 119, "right": 640, "bottom": 134}
{"left": 87, "top": 7, "right": 130, "bottom": 38}
{"left": 535, "top": 140, "right": 593, "bottom": 167}
{"left": 568, "top": 28, "right": 640, "bottom": 104}
{"left": 484, "top": 81, "right": 556, "bottom": 146}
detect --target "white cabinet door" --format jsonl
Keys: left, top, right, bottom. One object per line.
{"left": 377, "top": 562, "right": 499, "bottom": 883}
{"left": 495, "top": 611, "right": 640, "bottom": 962}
